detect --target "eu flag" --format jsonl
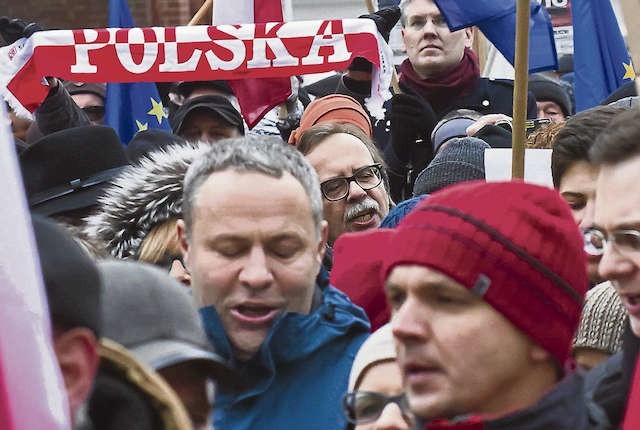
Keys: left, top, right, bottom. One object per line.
{"left": 105, "top": 0, "right": 172, "bottom": 145}
{"left": 434, "top": 0, "right": 558, "bottom": 73}
{"left": 572, "top": 0, "right": 635, "bottom": 111}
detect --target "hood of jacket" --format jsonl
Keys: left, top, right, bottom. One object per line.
{"left": 84, "top": 142, "right": 209, "bottom": 259}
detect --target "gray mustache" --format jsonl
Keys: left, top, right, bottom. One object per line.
{"left": 344, "top": 198, "right": 380, "bottom": 223}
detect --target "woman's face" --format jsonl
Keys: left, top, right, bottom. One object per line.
{"left": 355, "top": 361, "right": 412, "bottom": 430}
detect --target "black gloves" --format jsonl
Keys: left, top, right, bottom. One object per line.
{"left": 349, "top": 7, "right": 401, "bottom": 73}
{"left": 0, "top": 17, "right": 42, "bottom": 45}
{"left": 359, "top": 6, "right": 401, "bottom": 43}
{"left": 390, "top": 87, "right": 438, "bottom": 166}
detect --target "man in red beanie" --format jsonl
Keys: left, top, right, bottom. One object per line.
{"left": 333, "top": 180, "right": 618, "bottom": 429}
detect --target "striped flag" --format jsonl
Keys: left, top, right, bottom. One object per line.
{"left": 0, "top": 102, "right": 69, "bottom": 428}
{"left": 212, "top": 0, "right": 292, "bottom": 129}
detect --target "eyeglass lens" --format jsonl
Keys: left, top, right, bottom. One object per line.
{"left": 344, "top": 391, "right": 409, "bottom": 424}
{"left": 584, "top": 229, "right": 640, "bottom": 256}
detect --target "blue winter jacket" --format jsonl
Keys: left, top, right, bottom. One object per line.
{"left": 200, "top": 283, "right": 370, "bottom": 430}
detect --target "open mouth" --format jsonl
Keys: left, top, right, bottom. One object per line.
{"left": 231, "top": 304, "right": 279, "bottom": 324}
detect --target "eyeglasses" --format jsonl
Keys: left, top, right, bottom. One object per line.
{"left": 81, "top": 105, "right": 105, "bottom": 122}
{"left": 583, "top": 227, "right": 640, "bottom": 257}
{"left": 342, "top": 391, "right": 412, "bottom": 424}
{"left": 320, "top": 164, "right": 383, "bottom": 201}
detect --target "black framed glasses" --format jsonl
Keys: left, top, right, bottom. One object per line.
{"left": 320, "top": 164, "right": 383, "bottom": 201}
{"left": 583, "top": 227, "right": 640, "bottom": 257}
{"left": 342, "top": 391, "right": 412, "bottom": 424}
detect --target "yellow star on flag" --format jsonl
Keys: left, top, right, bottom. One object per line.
{"left": 136, "top": 120, "right": 149, "bottom": 131}
{"left": 147, "top": 98, "right": 168, "bottom": 124}
{"left": 623, "top": 61, "right": 636, "bottom": 81}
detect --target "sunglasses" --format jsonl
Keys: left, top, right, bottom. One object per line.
{"left": 342, "top": 391, "right": 413, "bottom": 424}
{"left": 81, "top": 105, "right": 105, "bottom": 122}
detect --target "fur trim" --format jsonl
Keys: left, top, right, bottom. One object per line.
{"left": 84, "top": 142, "right": 209, "bottom": 259}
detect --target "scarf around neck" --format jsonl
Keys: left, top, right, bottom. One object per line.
{"left": 399, "top": 48, "right": 480, "bottom": 113}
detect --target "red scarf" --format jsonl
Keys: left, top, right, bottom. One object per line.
{"left": 399, "top": 48, "right": 480, "bottom": 113}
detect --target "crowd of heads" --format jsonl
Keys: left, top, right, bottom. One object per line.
{"left": 3, "top": 1, "right": 640, "bottom": 429}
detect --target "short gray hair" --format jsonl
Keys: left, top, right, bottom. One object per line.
{"left": 399, "top": 0, "right": 416, "bottom": 27}
{"left": 182, "top": 135, "right": 324, "bottom": 236}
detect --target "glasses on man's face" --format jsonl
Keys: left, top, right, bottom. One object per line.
{"left": 342, "top": 391, "right": 412, "bottom": 425}
{"left": 320, "top": 164, "right": 383, "bottom": 201}
{"left": 81, "top": 105, "right": 105, "bottom": 122}
{"left": 583, "top": 227, "right": 640, "bottom": 257}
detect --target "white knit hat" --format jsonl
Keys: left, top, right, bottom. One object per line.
{"left": 348, "top": 324, "right": 397, "bottom": 391}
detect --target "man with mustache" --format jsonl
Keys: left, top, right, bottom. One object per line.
{"left": 297, "top": 122, "right": 391, "bottom": 257}
{"left": 176, "top": 135, "right": 369, "bottom": 429}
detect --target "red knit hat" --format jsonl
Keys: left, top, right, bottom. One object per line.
{"left": 389, "top": 180, "right": 588, "bottom": 365}
{"left": 288, "top": 94, "right": 372, "bottom": 145}
{"left": 335, "top": 181, "right": 588, "bottom": 366}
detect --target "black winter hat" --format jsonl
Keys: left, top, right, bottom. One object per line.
{"left": 528, "top": 74, "right": 572, "bottom": 117}
{"left": 126, "top": 129, "right": 186, "bottom": 165}
{"left": 413, "top": 137, "right": 489, "bottom": 196}
{"left": 20, "top": 125, "right": 129, "bottom": 217}
{"left": 32, "top": 215, "right": 102, "bottom": 336}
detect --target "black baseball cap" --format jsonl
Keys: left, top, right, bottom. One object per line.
{"left": 170, "top": 95, "right": 245, "bottom": 136}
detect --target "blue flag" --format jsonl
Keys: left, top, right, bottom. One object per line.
{"left": 434, "top": 0, "right": 558, "bottom": 73}
{"left": 105, "top": 0, "right": 171, "bottom": 145}
{"left": 572, "top": 0, "right": 635, "bottom": 111}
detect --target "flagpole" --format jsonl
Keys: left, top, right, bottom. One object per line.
{"left": 511, "top": 0, "right": 530, "bottom": 180}
{"left": 188, "top": 0, "right": 213, "bottom": 25}
{"left": 364, "top": 0, "right": 401, "bottom": 94}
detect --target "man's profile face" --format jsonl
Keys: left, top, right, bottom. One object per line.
{"left": 558, "top": 161, "right": 601, "bottom": 285}
{"left": 595, "top": 155, "right": 640, "bottom": 337}
{"left": 179, "top": 109, "right": 242, "bottom": 143}
{"left": 305, "top": 133, "right": 390, "bottom": 245}
{"left": 180, "top": 170, "right": 326, "bottom": 361}
{"left": 401, "top": 0, "right": 473, "bottom": 79}
{"left": 386, "top": 265, "right": 542, "bottom": 420}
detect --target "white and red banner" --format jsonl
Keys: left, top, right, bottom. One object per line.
{"left": 212, "top": 0, "right": 292, "bottom": 129}
{"left": 0, "top": 19, "right": 393, "bottom": 122}
{"left": 0, "top": 102, "right": 70, "bottom": 429}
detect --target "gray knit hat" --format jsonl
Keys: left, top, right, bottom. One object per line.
{"left": 413, "top": 137, "right": 489, "bottom": 196}
{"left": 573, "top": 282, "right": 626, "bottom": 355}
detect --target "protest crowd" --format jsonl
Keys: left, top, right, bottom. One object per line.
{"left": 3, "top": 0, "right": 640, "bottom": 428}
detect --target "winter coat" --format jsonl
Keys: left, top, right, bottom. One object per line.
{"left": 84, "top": 142, "right": 209, "bottom": 259}
{"left": 78, "top": 339, "right": 193, "bottom": 430}
{"left": 201, "top": 282, "right": 370, "bottom": 430}
{"left": 416, "top": 353, "right": 627, "bottom": 430}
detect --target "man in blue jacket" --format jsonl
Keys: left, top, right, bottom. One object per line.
{"left": 176, "top": 135, "right": 370, "bottom": 429}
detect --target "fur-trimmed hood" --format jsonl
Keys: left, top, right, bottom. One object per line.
{"left": 84, "top": 142, "right": 209, "bottom": 259}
